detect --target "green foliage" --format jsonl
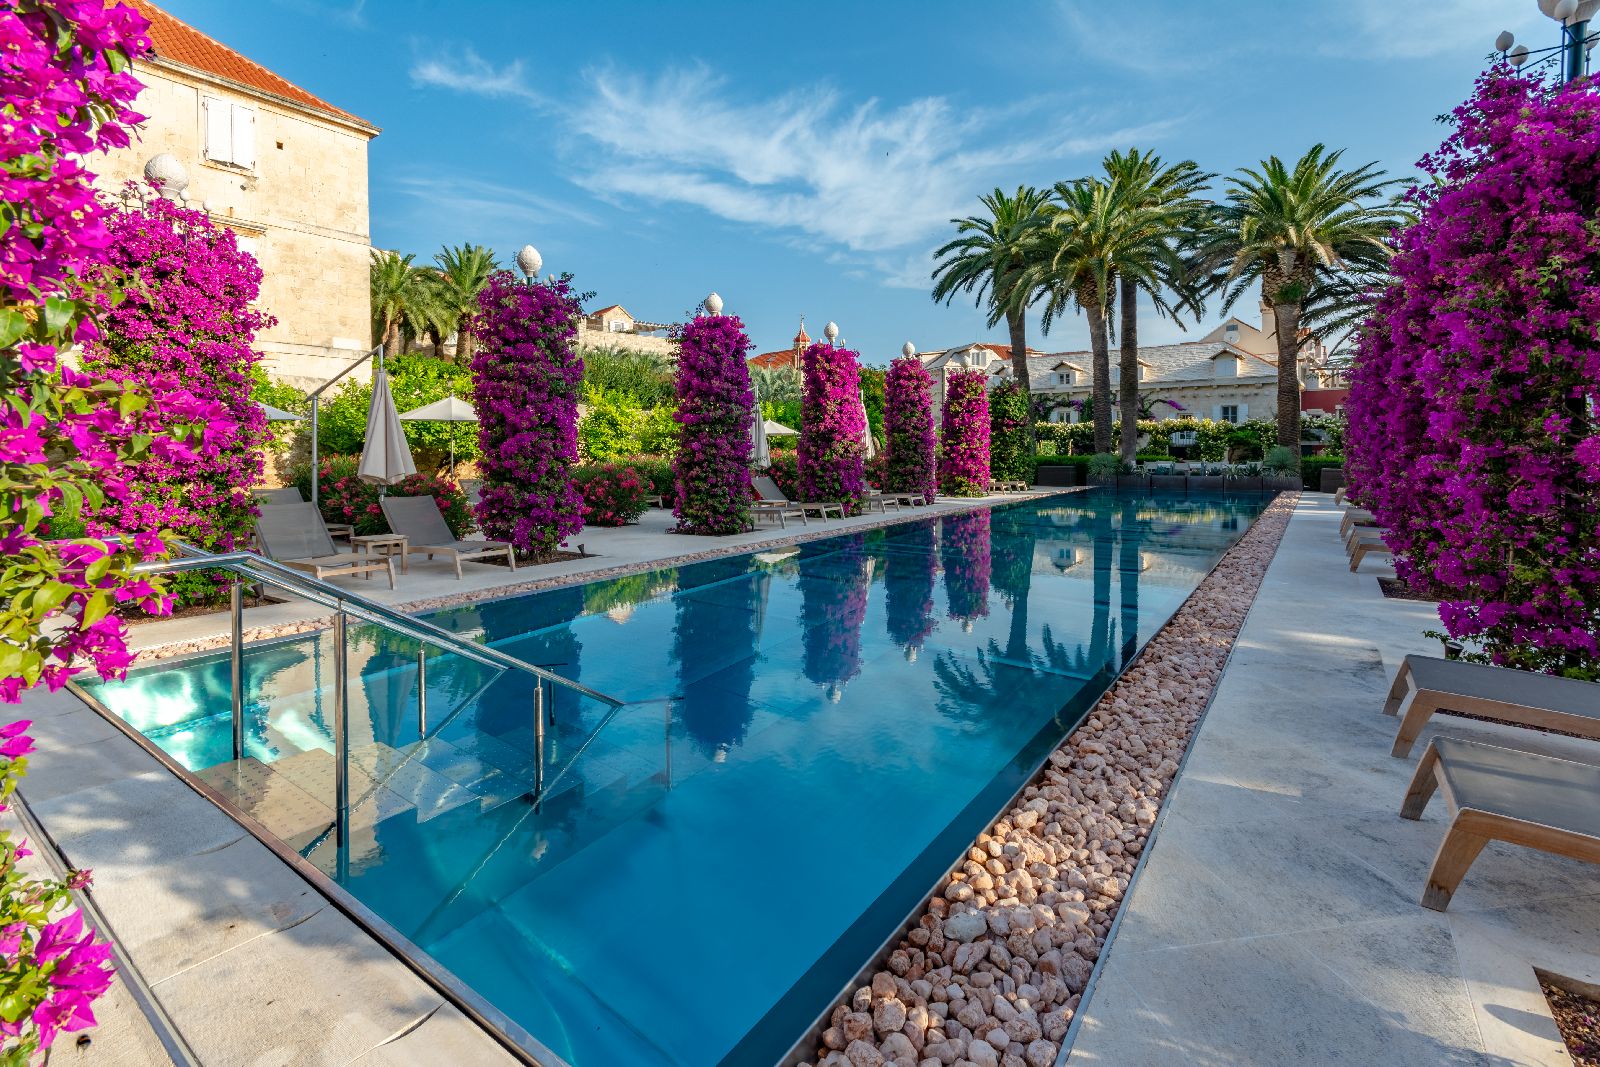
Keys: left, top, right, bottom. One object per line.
{"left": 313, "top": 354, "right": 478, "bottom": 471}
{"left": 859, "top": 365, "right": 886, "bottom": 436}
{"left": 1301, "top": 454, "right": 1344, "bottom": 490}
{"left": 577, "top": 384, "right": 678, "bottom": 461}
{"left": 988, "top": 382, "right": 1033, "bottom": 481}
{"left": 572, "top": 462, "right": 650, "bottom": 526}
{"left": 579, "top": 345, "right": 674, "bottom": 408}
{"left": 583, "top": 567, "right": 677, "bottom": 616}
{"left": 1263, "top": 445, "right": 1299, "bottom": 473}
{"left": 1033, "top": 415, "right": 1278, "bottom": 462}
{"left": 1087, "top": 452, "right": 1124, "bottom": 478}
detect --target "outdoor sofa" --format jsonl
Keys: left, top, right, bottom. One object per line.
{"left": 380, "top": 495, "right": 516, "bottom": 579}
{"left": 254, "top": 502, "right": 394, "bottom": 588}
{"left": 1382, "top": 654, "right": 1600, "bottom": 758}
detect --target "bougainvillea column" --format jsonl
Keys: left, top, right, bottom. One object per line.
{"left": 939, "top": 369, "right": 991, "bottom": 496}
{"left": 1, "top": 0, "right": 218, "bottom": 702}
{"left": 884, "top": 352, "right": 936, "bottom": 505}
{"left": 1345, "top": 71, "right": 1600, "bottom": 676}
{"left": 673, "top": 308, "right": 755, "bottom": 534}
{"left": 84, "top": 196, "right": 273, "bottom": 600}
{"left": 798, "top": 341, "right": 867, "bottom": 515}
{"left": 470, "top": 270, "right": 585, "bottom": 557}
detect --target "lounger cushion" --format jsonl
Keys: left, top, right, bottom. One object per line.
{"left": 1431, "top": 736, "right": 1600, "bottom": 840}
{"left": 1403, "top": 655, "right": 1600, "bottom": 721}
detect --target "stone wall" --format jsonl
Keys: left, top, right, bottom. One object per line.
{"left": 575, "top": 322, "right": 675, "bottom": 358}
{"left": 95, "top": 61, "right": 377, "bottom": 390}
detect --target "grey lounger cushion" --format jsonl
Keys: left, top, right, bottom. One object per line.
{"left": 380, "top": 495, "right": 515, "bottom": 578}
{"left": 254, "top": 502, "right": 393, "bottom": 587}
{"left": 1384, "top": 654, "right": 1600, "bottom": 757}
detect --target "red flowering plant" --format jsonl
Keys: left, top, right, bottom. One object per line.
{"left": 1, "top": 0, "right": 225, "bottom": 702}
{"left": 469, "top": 271, "right": 585, "bottom": 557}
{"left": 295, "top": 456, "right": 472, "bottom": 538}
{"left": 574, "top": 463, "right": 650, "bottom": 527}
{"left": 884, "top": 353, "right": 936, "bottom": 504}
{"left": 0, "top": 720, "right": 115, "bottom": 1064}
{"left": 939, "top": 369, "right": 991, "bottom": 496}
{"left": 1345, "top": 71, "right": 1600, "bottom": 677}
{"left": 672, "top": 312, "right": 755, "bottom": 534}
{"left": 798, "top": 341, "right": 867, "bottom": 515}
{"left": 766, "top": 453, "right": 801, "bottom": 501}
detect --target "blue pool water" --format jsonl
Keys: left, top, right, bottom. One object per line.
{"left": 83, "top": 491, "right": 1267, "bottom": 1066}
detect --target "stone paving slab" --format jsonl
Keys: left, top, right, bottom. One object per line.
{"left": 1068, "top": 494, "right": 1600, "bottom": 1067}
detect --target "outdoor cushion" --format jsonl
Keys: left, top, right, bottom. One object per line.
{"left": 1384, "top": 654, "right": 1600, "bottom": 757}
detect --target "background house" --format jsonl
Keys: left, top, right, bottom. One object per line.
{"left": 94, "top": 0, "right": 379, "bottom": 389}
{"left": 577, "top": 304, "right": 675, "bottom": 356}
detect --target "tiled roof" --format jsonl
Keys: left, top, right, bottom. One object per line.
{"left": 592, "top": 304, "right": 628, "bottom": 316}
{"left": 128, "top": 0, "right": 375, "bottom": 129}
{"left": 749, "top": 349, "right": 800, "bottom": 370}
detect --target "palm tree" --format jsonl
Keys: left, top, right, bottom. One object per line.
{"left": 434, "top": 243, "right": 500, "bottom": 362}
{"left": 370, "top": 251, "right": 434, "bottom": 353}
{"left": 1191, "top": 145, "right": 1407, "bottom": 447}
{"left": 1099, "top": 150, "right": 1212, "bottom": 464}
{"left": 931, "top": 186, "right": 1054, "bottom": 391}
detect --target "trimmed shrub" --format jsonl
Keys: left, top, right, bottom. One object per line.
{"left": 574, "top": 463, "right": 650, "bottom": 526}
{"left": 1301, "top": 455, "right": 1344, "bottom": 490}
{"left": 673, "top": 312, "right": 756, "bottom": 534}
{"left": 884, "top": 354, "right": 936, "bottom": 502}
{"left": 799, "top": 341, "right": 868, "bottom": 514}
{"left": 939, "top": 369, "right": 990, "bottom": 496}
{"left": 988, "top": 380, "right": 1031, "bottom": 481}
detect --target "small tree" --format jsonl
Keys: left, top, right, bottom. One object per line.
{"left": 987, "top": 380, "right": 1031, "bottom": 482}
{"left": 939, "top": 369, "right": 991, "bottom": 496}
{"left": 884, "top": 354, "right": 936, "bottom": 504}
{"left": 673, "top": 312, "right": 755, "bottom": 534}
{"left": 798, "top": 341, "right": 867, "bottom": 515}
{"left": 470, "top": 271, "right": 585, "bottom": 556}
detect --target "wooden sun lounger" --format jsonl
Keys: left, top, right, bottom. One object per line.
{"left": 1340, "top": 507, "right": 1376, "bottom": 538}
{"left": 1348, "top": 533, "right": 1392, "bottom": 571}
{"left": 881, "top": 491, "right": 929, "bottom": 507}
{"left": 253, "top": 487, "right": 353, "bottom": 540}
{"left": 254, "top": 503, "right": 393, "bottom": 588}
{"left": 863, "top": 491, "right": 902, "bottom": 513}
{"left": 1383, "top": 655, "right": 1600, "bottom": 758}
{"left": 1401, "top": 736, "right": 1600, "bottom": 910}
{"left": 1334, "top": 486, "right": 1349, "bottom": 505}
{"left": 752, "top": 501, "right": 807, "bottom": 528}
{"left": 380, "top": 496, "right": 515, "bottom": 579}
{"left": 752, "top": 475, "right": 843, "bottom": 520}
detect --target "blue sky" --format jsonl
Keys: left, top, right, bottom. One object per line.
{"left": 154, "top": 0, "right": 1557, "bottom": 363}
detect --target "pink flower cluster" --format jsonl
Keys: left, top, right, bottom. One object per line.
{"left": 939, "top": 369, "right": 991, "bottom": 496}
{"left": 798, "top": 341, "right": 867, "bottom": 515}
{"left": 884, "top": 354, "right": 936, "bottom": 505}
{"left": 1346, "top": 72, "right": 1600, "bottom": 676}
{"left": 469, "top": 271, "right": 585, "bottom": 556}
{"left": 575, "top": 462, "right": 650, "bottom": 527}
{"left": 84, "top": 195, "right": 271, "bottom": 553}
{"left": 672, "top": 313, "right": 755, "bottom": 534}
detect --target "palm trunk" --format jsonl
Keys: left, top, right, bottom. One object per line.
{"left": 457, "top": 325, "right": 473, "bottom": 364}
{"left": 1274, "top": 301, "right": 1303, "bottom": 449}
{"left": 382, "top": 318, "right": 400, "bottom": 354}
{"left": 1005, "top": 306, "right": 1036, "bottom": 455}
{"left": 1118, "top": 275, "right": 1139, "bottom": 465}
{"left": 1087, "top": 302, "right": 1113, "bottom": 455}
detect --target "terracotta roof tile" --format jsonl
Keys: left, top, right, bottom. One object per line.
{"left": 748, "top": 349, "right": 801, "bottom": 370}
{"left": 127, "top": 0, "right": 374, "bottom": 129}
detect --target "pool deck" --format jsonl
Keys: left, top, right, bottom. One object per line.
{"left": 1067, "top": 493, "right": 1600, "bottom": 1067}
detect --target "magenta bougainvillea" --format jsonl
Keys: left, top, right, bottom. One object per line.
{"left": 939, "top": 369, "right": 991, "bottom": 496}
{"left": 884, "top": 354, "right": 936, "bottom": 504}
{"left": 1346, "top": 72, "right": 1600, "bottom": 676}
{"left": 575, "top": 462, "right": 650, "bottom": 527}
{"left": 1, "top": 1, "right": 222, "bottom": 702}
{"left": 798, "top": 341, "right": 867, "bottom": 515}
{"left": 885, "top": 523, "right": 937, "bottom": 654}
{"left": 672, "top": 313, "right": 754, "bottom": 534}
{"left": 84, "top": 197, "right": 273, "bottom": 564}
{"left": 469, "top": 270, "right": 585, "bottom": 556}
{"left": 801, "top": 551, "right": 872, "bottom": 695}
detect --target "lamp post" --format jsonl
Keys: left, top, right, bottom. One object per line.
{"left": 516, "top": 244, "right": 542, "bottom": 282}
{"left": 1495, "top": 0, "right": 1599, "bottom": 81}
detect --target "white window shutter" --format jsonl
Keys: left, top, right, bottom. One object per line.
{"left": 203, "top": 97, "right": 231, "bottom": 162}
{"left": 1238, "top": 403, "right": 1248, "bottom": 421}
{"left": 1211, "top": 404, "right": 1222, "bottom": 421}
{"left": 232, "top": 104, "right": 256, "bottom": 170}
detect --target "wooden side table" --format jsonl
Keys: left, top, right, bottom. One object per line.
{"left": 351, "top": 533, "right": 409, "bottom": 575}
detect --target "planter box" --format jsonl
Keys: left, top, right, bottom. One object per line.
{"left": 1187, "top": 475, "right": 1224, "bottom": 492}
{"left": 1150, "top": 475, "right": 1188, "bottom": 491}
{"left": 1264, "top": 475, "right": 1302, "bottom": 491}
{"left": 1116, "top": 475, "right": 1151, "bottom": 492}
{"left": 1319, "top": 467, "right": 1347, "bottom": 493}
{"left": 1225, "top": 476, "right": 1264, "bottom": 491}
{"left": 1035, "top": 464, "right": 1080, "bottom": 487}
{"left": 1087, "top": 475, "right": 1117, "bottom": 488}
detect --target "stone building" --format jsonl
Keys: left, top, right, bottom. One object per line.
{"left": 94, "top": 0, "right": 380, "bottom": 389}
{"left": 574, "top": 304, "right": 675, "bottom": 357}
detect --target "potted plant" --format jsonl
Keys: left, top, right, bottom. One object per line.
{"left": 1188, "top": 462, "right": 1225, "bottom": 492}
{"left": 1087, "top": 452, "right": 1122, "bottom": 488}
{"left": 1262, "top": 446, "right": 1302, "bottom": 490}
{"left": 1226, "top": 461, "right": 1264, "bottom": 492}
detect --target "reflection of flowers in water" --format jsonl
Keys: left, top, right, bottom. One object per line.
{"left": 886, "top": 525, "right": 938, "bottom": 659}
{"left": 941, "top": 511, "right": 990, "bottom": 624}
{"left": 802, "top": 553, "right": 874, "bottom": 690}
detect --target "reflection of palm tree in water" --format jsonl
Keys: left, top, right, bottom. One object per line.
{"left": 990, "top": 508, "right": 1038, "bottom": 663}
{"left": 885, "top": 523, "right": 938, "bottom": 661}
{"left": 673, "top": 572, "right": 766, "bottom": 757}
{"left": 801, "top": 551, "right": 874, "bottom": 701}
{"left": 931, "top": 624, "right": 1084, "bottom": 725}
{"left": 1116, "top": 498, "right": 1143, "bottom": 668}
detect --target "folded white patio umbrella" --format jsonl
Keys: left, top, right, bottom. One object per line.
{"left": 762, "top": 419, "right": 797, "bottom": 436}
{"left": 259, "top": 403, "right": 303, "bottom": 421}
{"left": 358, "top": 366, "right": 417, "bottom": 486}
{"left": 398, "top": 395, "right": 478, "bottom": 475}
{"left": 751, "top": 383, "right": 771, "bottom": 470}
{"left": 858, "top": 392, "right": 877, "bottom": 460}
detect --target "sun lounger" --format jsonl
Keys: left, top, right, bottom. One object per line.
{"left": 752, "top": 500, "right": 807, "bottom": 527}
{"left": 1383, "top": 655, "right": 1600, "bottom": 758}
{"left": 752, "top": 475, "right": 844, "bottom": 520}
{"left": 380, "top": 495, "right": 516, "bottom": 579}
{"left": 253, "top": 487, "right": 354, "bottom": 540}
{"left": 254, "top": 502, "right": 393, "bottom": 588}
{"left": 1340, "top": 507, "right": 1376, "bottom": 538}
{"left": 863, "top": 490, "right": 902, "bottom": 513}
{"left": 879, "top": 491, "right": 929, "bottom": 507}
{"left": 1400, "top": 736, "right": 1600, "bottom": 910}
{"left": 1348, "top": 533, "right": 1392, "bottom": 571}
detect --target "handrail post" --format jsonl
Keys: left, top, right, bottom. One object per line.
{"left": 416, "top": 650, "right": 428, "bottom": 738}
{"left": 310, "top": 395, "right": 320, "bottom": 510}
{"left": 230, "top": 581, "right": 244, "bottom": 762}
{"left": 333, "top": 612, "right": 349, "bottom": 852}
{"left": 532, "top": 679, "right": 545, "bottom": 802}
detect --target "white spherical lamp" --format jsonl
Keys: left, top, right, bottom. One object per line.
{"left": 142, "top": 153, "right": 189, "bottom": 201}
{"left": 1495, "top": 29, "right": 1515, "bottom": 51}
{"left": 515, "top": 244, "right": 542, "bottom": 279}
{"left": 823, "top": 321, "right": 839, "bottom": 343}
{"left": 1509, "top": 43, "right": 1532, "bottom": 65}
{"left": 703, "top": 292, "right": 723, "bottom": 316}
{"left": 902, "top": 341, "right": 916, "bottom": 358}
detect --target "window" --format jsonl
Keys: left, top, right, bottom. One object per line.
{"left": 1137, "top": 365, "right": 1147, "bottom": 381}
{"left": 607, "top": 319, "right": 628, "bottom": 332}
{"left": 1055, "top": 371, "right": 1074, "bottom": 386}
{"left": 1219, "top": 405, "right": 1240, "bottom": 424}
{"left": 203, "top": 97, "right": 257, "bottom": 170}
{"left": 1214, "top": 355, "right": 1237, "bottom": 378}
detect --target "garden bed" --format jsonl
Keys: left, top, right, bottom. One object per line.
{"left": 1377, "top": 576, "right": 1439, "bottom": 603}
{"left": 795, "top": 492, "right": 1296, "bottom": 1067}
{"left": 1542, "top": 975, "right": 1600, "bottom": 1067}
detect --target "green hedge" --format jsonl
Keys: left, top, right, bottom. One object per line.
{"left": 1301, "top": 455, "right": 1344, "bottom": 491}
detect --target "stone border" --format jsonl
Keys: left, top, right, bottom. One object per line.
{"left": 138, "top": 491, "right": 1085, "bottom": 662}
{"left": 795, "top": 492, "right": 1298, "bottom": 1067}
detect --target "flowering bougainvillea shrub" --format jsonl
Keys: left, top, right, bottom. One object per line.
{"left": 293, "top": 457, "right": 473, "bottom": 539}
{"left": 0, "top": 721, "right": 114, "bottom": 1064}
{"left": 1346, "top": 72, "right": 1600, "bottom": 676}
{"left": 672, "top": 313, "right": 755, "bottom": 534}
{"left": 988, "top": 380, "right": 1031, "bottom": 482}
{"left": 939, "top": 369, "right": 991, "bottom": 496}
{"left": 766, "top": 453, "right": 801, "bottom": 501}
{"left": 884, "top": 354, "right": 936, "bottom": 504}
{"left": 574, "top": 463, "right": 650, "bottom": 527}
{"left": 941, "top": 510, "right": 991, "bottom": 624}
{"left": 83, "top": 195, "right": 273, "bottom": 606}
{"left": 1, "top": 1, "right": 223, "bottom": 701}
{"left": 470, "top": 271, "right": 585, "bottom": 556}
{"left": 798, "top": 341, "right": 867, "bottom": 514}
{"left": 801, "top": 551, "right": 872, "bottom": 696}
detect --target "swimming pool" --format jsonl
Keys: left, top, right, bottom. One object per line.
{"left": 82, "top": 490, "right": 1268, "bottom": 1066}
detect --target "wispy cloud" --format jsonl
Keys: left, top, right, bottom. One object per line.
{"left": 389, "top": 175, "right": 595, "bottom": 235}
{"left": 272, "top": 0, "right": 368, "bottom": 30}
{"left": 567, "top": 65, "right": 1171, "bottom": 282}
{"left": 1316, "top": 0, "right": 1544, "bottom": 60}
{"left": 409, "top": 47, "right": 543, "bottom": 104}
